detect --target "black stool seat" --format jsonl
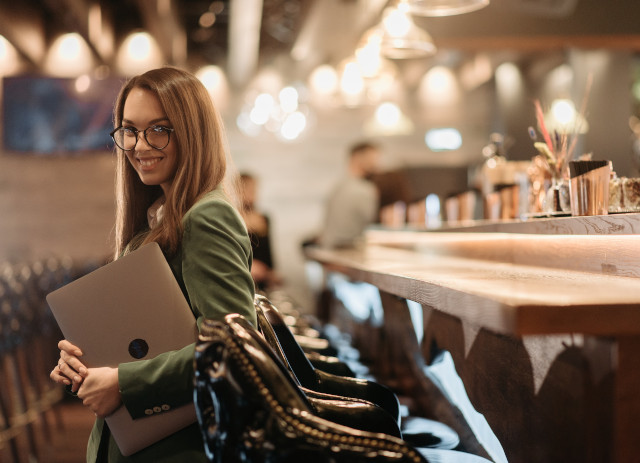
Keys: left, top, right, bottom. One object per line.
{"left": 304, "top": 388, "right": 402, "bottom": 438}
{"left": 305, "top": 351, "right": 357, "bottom": 377}
{"left": 401, "top": 416, "right": 459, "bottom": 450}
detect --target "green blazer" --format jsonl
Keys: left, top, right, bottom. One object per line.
{"left": 86, "top": 189, "right": 256, "bottom": 462}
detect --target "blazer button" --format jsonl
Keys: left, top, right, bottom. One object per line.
{"left": 144, "top": 409, "right": 153, "bottom": 415}
{"left": 153, "top": 406, "right": 162, "bottom": 413}
{"left": 161, "top": 404, "right": 170, "bottom": 411}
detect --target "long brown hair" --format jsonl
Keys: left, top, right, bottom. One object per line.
{"left": 112, "top": 67, "right": 232, "bottom": 258}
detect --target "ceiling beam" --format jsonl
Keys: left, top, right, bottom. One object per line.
{"left": 136, "top": 0, "right": 187, "bottom": 67}
{"left": 40, "top": 0, "right": 114, "bottom": 64}
{"left": 290, "top": 0, "right": 387, "bottom": 72}
{"left": 0, "top": 2, "right": 46, "bottom": 66}
{"left": 227, "top": 0, "right": 264, "bottom": 89}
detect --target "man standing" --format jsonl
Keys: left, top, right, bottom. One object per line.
{"left": 319, "top": 141, "right": 381, "bottom": 248}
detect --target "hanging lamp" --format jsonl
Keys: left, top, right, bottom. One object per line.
{"left": 377, "top": 4, "right": 436, "bottom": 59}
{"left": 404, "top": 0, "right": 489, "bottom": 17}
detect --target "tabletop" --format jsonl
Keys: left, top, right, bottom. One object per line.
{"left": 306, "top": 226, "right": 640, "bottom": 337}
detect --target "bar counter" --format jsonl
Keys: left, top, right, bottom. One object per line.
{"left": 305, "top": 213, "right": 640, "bottom": 463}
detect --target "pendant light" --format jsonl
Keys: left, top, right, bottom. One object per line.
{"left": 404, "top": 0, "right": 489, "bottom": 17}
{"left": 377, "top": 3, "right": 436, "bottom": 59}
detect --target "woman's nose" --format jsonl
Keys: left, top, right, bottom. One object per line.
{"left": 136, "top": 133, "right": 153, "bottom": 150}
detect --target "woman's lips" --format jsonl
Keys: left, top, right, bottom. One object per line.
{"left": 137, "top": 157, "right": 162, "bottom": 170}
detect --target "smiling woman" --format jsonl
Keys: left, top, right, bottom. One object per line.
{"left": 49, "top": 66, "right": 257, "bottom": 463}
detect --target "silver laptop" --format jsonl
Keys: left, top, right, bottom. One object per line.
{"left": 46, "top": 242, "right": 198, "bottom": 456}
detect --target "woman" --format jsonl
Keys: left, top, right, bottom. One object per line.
{"left": 50, "top": 67, "right": 256, "bottom": 462}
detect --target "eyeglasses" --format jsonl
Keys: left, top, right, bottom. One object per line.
{"left": 110, "top": 125, "right": 175, "bottom": 151}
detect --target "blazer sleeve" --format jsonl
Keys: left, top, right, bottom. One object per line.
{"left": 118, "top": 195, "right": 256, "bottom": 420}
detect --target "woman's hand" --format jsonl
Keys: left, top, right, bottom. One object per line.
{"left": 77, "top": 367, "right": 122, "bottom": 418}
{"left": 50, "top": 340, "right": 88, "bottom": 393}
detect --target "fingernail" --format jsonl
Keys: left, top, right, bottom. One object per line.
{"left": 80, "top": 367, "right": 88, "bottom": 376}
{"left": 74, "top": 375, "right": 81, "bottom": 382}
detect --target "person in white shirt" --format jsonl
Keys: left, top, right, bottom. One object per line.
{"left": 319, "top": 142, "right": 381, "bottom": 249}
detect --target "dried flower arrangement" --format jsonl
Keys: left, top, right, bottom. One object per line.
{"left": 529, "top": 74, "right": 593, "bottom": 181}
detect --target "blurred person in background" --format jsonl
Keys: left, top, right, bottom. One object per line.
{"left": 239, "top": 172, "right": 281, "bottom": 291}
{"left": 318, "top": 141, "right": 381, "bottom": 249}
{"left": 309, "top": 141, "right": 382, "bottom": 323}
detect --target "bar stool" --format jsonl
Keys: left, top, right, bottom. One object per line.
{"left": 258, "top": 298, "right": 404, "bottom": 436}
{"left": 0, "top": 287, "right": 40, "bottom": 463}
{"left": 0, "top": 288, "right": 22, "bottom": 463}
{"left": 254, "top": 295, "right": 461, "bottom": 452}
{"left": 195, "top": 314, "right": 429, "bottom": 463}
{"left": 0, "top": 256, "right": 73, "bottom": 463}
{"left": 255, "top": 295, "right": 402, "bottom": 425}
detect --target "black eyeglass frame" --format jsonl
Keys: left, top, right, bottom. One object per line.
{"left": 110, "top": 125, "right": 175, "bottom": 151}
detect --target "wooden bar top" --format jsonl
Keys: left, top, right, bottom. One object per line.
{"left": 305, "top": 215, "right": 640, "bottom": 337}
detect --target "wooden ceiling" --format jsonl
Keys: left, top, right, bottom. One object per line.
{"left": 2, "top": 0, "right": 639, "bottom": 84}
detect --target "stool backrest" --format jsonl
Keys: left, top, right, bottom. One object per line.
{"left": 254, "top": 295, "right": 319, "bottom": 388}
{"left": 195, "top": 313, "right": 428, "bottom": 463}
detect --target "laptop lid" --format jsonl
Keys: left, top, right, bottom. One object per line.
{"left": 46, "top": 242, "right": 198, "bottom": 456}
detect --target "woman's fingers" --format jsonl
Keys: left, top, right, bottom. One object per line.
{"left": 50, "top": 364, "right": 71, "bottom": 385}
{"left": 57, "top": 356, "right": 85, "bottom": 384}
{"left": 60, "top": 350, "right": 88, "bottom": 377}
{"left": 58, "top": 340, "right": 88, "bottom": 377}
{"left": 52, "top": 359, "right": 84, "bottom": 393}
{"left": 51, "top": 339, "right": 88, "bottom": 394}
{"left": 58, "top": 339, "right": 83, "bottom": 356}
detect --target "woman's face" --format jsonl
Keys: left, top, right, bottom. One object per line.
{"left": 122, "top": 87, "right": 178, "bottom": 194}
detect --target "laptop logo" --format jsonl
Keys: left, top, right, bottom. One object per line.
{"left": 128, "top": 339, "right": 149, "bottom": 359}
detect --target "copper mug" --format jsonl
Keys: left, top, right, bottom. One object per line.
{"left": 569, "top": 164, "right": 611, "bottom": 216}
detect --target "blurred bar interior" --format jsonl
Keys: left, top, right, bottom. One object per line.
{"left": 1, "top": 0, "right": 640, "bottom": 304}
{"left": 3, "top": 1, "right": 640, "bottom": 462}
